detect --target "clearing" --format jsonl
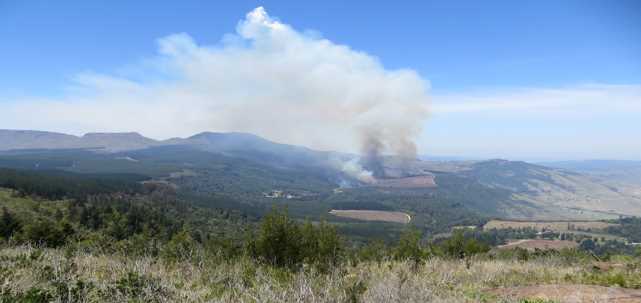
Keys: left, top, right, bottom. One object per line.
{"left": 372, "top": 175, "right": 436, "bottom": 188}
{"left": 497, "top": 239, "right": 578, "bottom": 251}
{"left": 329, "top": 209, "right": 411, "bottom": 224}
{"left": 489, "top": 284, "right": 641, "bottom": 303}
{"left": 484, "top": 219, "right": 618, "bottom": 232}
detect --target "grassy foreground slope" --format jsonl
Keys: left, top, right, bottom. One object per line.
{"left": 1, "top": 246, "right": 640, "bottom": 302}
{"left": 1, "top": 167, "right": 640, "bottom": 302}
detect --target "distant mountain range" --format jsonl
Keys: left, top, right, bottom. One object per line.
{"left": 0, "top": 130, "right": 160, "bottom": 151}
{"left": 541, "top": 160, "right": 641, "bottom": 186}
{"left": 0, "top": 129, "right": 329, "bottom": 165}
{"left": 1, "top": 129, "right": 641, "bottom": 220}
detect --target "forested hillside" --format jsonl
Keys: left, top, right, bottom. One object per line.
{"left": 0, "top": 176, "right": 640, "bottom": 302}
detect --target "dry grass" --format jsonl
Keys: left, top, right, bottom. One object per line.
{"left": 329, "top": 210, "right": 411, "bottom": 224}
{"left": 0, "top": 245, "right": 639, "bottom": 302}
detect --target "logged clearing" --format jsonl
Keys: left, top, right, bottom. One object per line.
{"left": 372, "top": 175, "right": 436, "bottom": 188}
{"left": 489, "top": 284, "right": 641, "bottom": 303}
{"left": 329, "top": 209, "right": 411, "bottom": 223}
{"left": 484, "top": 219, "right": 618, "bottom": 232}
{"left": 498, "top": 239, "right": 579, "bottom": 251}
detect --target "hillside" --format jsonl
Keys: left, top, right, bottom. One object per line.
{"left": 0, "top": 186, "right": 639, "bottom": 303}
{"left": 384, "top": 158, "right": 641, "bottom": 219}
{"left": 542, "top": 160, "right": 641, "bottom": 186}
{"left": 1, "top": 129, "right": 641, "bottom": 222}
{"left": 459, "top": 160, "right": 641, "bottom": 219}
{"left": 0, "top": 129, "right": 160, "bottom": 152}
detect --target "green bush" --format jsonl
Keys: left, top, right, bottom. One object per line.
{"left": 438, "top": 230, "right": 490, "bottom": 259}
{"left": 250, "top": 209, "right": 304, "bottom": 268}
{"left": 249, "top": 209, "right": 343, "bottom": 270}
{"left": 301, "top": 220, "right": 342, "bottom": 270}
{"left": 161, "top": 229, "right": 198, "bottom": 262}
{"left": 0, "top": 287, "right": 53, "bottom": 303}
{"left": 394, "top": 228, "right": 428, "bottom": 263}
{"left": 17, "top": 219, "right": 72, "bottom": 247}
{"left": 0, "top": 207, "right": 20, "bottom": 240}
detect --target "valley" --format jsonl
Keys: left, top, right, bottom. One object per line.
{"left": 1, "top": 130, "right": 640, "bottom": 302}
{"left": 2, "top": 130, "right": 641, "bottom": 234}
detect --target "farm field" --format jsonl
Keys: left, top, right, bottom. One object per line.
{"left": 329, "top": 209, "right": 411, "bottom": 223}
{"left": 497, "top": 239, "right": 579, "bottom": 251}
{"left": 484, "top": 219, "right": 618, "bottom": 232}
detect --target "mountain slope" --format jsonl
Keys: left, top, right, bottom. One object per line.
{"left": 458, "top": 160, "right": 641, "bottom": 219}
{"left": 0, "top": 129, "right": 160, "bottom": 151}
{"left": 0, "top": 129, "right": 332, "bottom": 170}
{"left": 2, "top": 129, "right": 641, "bottom": 220}
{"left": 541, "top": 160, "right": 641, "bottom": 186}
{"left": 0, "top": 130, "right": 83, "bottom": 150}
{"left": 165, "top": 131, "right": 332, "bottom": 169}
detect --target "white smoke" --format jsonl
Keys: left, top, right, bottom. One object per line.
{"left": 338, "top": 158, "right": 375, "bottom": 184}
{"left": 2, "top": 7, "right": 431, "bottom": 179}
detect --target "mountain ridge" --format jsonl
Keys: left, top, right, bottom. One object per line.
{"left": 1, "top": 129, "right": 641, "bottom": 220}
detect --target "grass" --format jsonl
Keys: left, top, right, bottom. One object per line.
{"left": 1, "top": 245, "right": 639, "bottom": 302}
{"left": 0, "top": 189, "right": 70, "bottom": 221}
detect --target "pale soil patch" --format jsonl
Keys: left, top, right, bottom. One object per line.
{"left": 329, "top": 209, "right": 411, "bottom": 223}
{"left": 141, "top": 180, "right": 178, "bottom": 190}
{"left": 498, "top": 239, "right": 578, "bottom": 251}
{"left": 489, "top": 284, "right": 641, "bottom": 303}
{"left": 484, "top": 219, "right": 618, "bottom": 232}
{"left": 372, "top": 175, "right": 436, "bottom": 188}
{"left": 168, "top": 169, "right": 197, "bottom": 178}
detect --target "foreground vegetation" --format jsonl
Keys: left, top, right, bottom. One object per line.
{"left": 1, "top": 167, "right": 641, "bottom": 302}
{"left": 1, "top": 245, "right": 640, "bottom": 302}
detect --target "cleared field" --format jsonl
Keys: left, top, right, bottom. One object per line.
{"left": 488, "top": 284, "right": 641, "bottom": 303}
{"left": 497, "top": 239, "right": 578, "bottom": 251}
{"left": 372, "top": 175, "right": 436, "bottom": 188}
{"left": 484, "top": 219, "right": 618, "bottom": 232}
{"left": 329, "top": 209, "right": 411, "bottom": 223}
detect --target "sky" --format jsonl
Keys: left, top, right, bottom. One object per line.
{"left": 1, "top": 0, "right": 640, "bottom": 161}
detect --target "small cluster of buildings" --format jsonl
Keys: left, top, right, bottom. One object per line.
{"left": 263, "top": 190, "right": 297, "bottom": 199}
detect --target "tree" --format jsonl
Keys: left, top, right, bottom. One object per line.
{"left": 251, "top": 208, "right": 303, "bottom": 268}
{"left": 357, "top": 240, "right": 388, "bottom": 264}
{"left": 579, "top": 238, "right": 596, "bottom": 251}
{"left": 394, "top": 228, "right": 426, "bottom": 269}
{"left": 18, "top": 219, "right": 68, "bottom": 247}
{"left": 301, "top": 220, "right": 342, "bottom": 271}
{"left": 162, "top": 229, "right": 197, "bottom": 261}
{"left": 440, "top": 230, "right": 490, "bottom": 260}
{"left": 0, "top": 207, "right": 20, "bottom": 240}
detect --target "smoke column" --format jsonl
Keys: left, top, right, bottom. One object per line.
{"left": 1, "top": 7, "right": 431, "bottom": 182}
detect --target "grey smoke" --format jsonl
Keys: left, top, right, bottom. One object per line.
{"left": 360, "top": 131, "right": 386, "bottom": 178}
{"left": 1, "top": 7, "right": 431, "bottom": 181}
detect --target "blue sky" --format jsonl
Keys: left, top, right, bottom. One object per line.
{"left": 1, "top": 1, "right": 640, "bottom": 160}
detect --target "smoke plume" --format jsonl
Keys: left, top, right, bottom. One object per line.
{"left": 2, "top": 7, "right": 430, "bottom": 180}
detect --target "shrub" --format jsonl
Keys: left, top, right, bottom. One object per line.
{"left": 0, "top": 207, "right": 20, "bottom": 240}
{"left": 301, "top": 220, "right": 342, "bottom": 270}
{"left": 17, "top": 219, "right": 71, "bottom": 247}
{"left": 439, "top": 230, "right": 490, "bottom": 259}
{"left": 161, "top": 229, "right": 198, "bottom": 262}
{"left": 394, "top": 228, "right": 427, "bottom": 264}
{"left": 250, "top": 208, "right": 304, "bottom": 268}
{"left": 249, "top": 209, "right": 344, "bottom": 270}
